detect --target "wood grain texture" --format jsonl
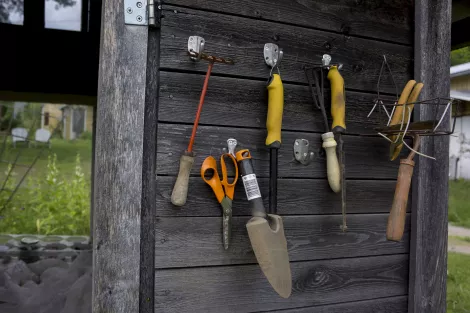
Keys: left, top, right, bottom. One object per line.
{"left": 268, "top": 295, "right": 408, "bottom": 312}
{"left": 155, "top": 177, "right": 405, "bottom": 216}
{"left": 160, "top": 6, "right": 412, "bottom": 93}
{"left": 155, "top": 254, "right": 409, "bottom": 312}
{"left": 159, "top": 71, "right": 392, "bottom": 134}
{"left": 162, "top": 0, "right": 413, "bottom": 45}
{"left": 154, "top": 214, "right": 410, "bottom": 268}
{"left": 139, "top": 28, "right": 160, "bottom": 313}
{"left": 157, "top": 123, "right": 404, "bottom": 179}
{"left": 409, "top": 1, "right": 451, "bottom": 312}
{"left": 92, "top": 0, "right": 147, "bottom": 311}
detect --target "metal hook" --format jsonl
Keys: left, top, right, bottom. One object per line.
{"left": 264, "top": 43, "right": 283, "bottom": 77}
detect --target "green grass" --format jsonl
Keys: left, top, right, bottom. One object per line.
{"left": 1, "top": 139, "right": 92, "bottom": 180}
{"left": 449, "top": 180, "right": 470, "bottom": 228}
{"left": 448, "top": 252, "right": 470, "bottom": 313}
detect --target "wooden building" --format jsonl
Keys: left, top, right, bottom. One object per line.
{"left": 0, "top": 0, "right": 458, "bottom": 312}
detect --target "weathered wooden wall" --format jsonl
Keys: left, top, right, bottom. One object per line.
{"left": 154, "top": 1, "right": 413, "bottom": 312}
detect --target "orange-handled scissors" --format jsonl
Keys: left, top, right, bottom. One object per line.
{"left": 201, "top": 146, "right": 238, "bottom": 249}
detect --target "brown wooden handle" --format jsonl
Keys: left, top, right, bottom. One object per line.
{"left": 387, "top": 159, "right": 414, "bottom": 241}
{"left": 171, "top": 153, "right": 195, "bottom": 207}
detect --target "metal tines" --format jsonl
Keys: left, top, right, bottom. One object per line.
{"left": 373, "top": 97, "right": 461, "bottom": 159}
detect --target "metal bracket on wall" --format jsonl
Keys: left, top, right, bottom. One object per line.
{"left": 188, "top": 36, "right": 205, "bottom": 61}
{"left": 294, "top": 139, "right": 314, "bottom": 165}
{"left": 124, "top": 0, "right": 160, "bottom": 27}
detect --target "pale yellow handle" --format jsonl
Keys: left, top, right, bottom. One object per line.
{"left": 266, "top": 74, "right": 284, "bottom": 147}
{"left": 322, "top": 132, "right": 341, "bottom": 193}
{"left": 171, "top": 154, "right": 194, "bottom": 207}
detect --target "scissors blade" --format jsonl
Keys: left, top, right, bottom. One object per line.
{"left": 221, "top": 197, "right": 233, "bottom": 250}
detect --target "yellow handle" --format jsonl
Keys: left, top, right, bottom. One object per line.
{"left": 327, "top": 66, "right": 346, "bottom": 133}
{"left": 266, "top": 74, "right": 284, "bottom": 147}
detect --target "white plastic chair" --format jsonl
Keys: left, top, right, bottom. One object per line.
{"left": 11, "top": 127, "right": 28, "bottom": 148}
{"left": 34, "top": 129, "right": 52, "bottom": 148}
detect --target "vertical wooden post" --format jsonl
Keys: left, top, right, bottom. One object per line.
{"left": 409, "top": 0, "right": 451, "bottom": 312}
{"left": 93, "top": 0, "right": 148, "bottom": 312}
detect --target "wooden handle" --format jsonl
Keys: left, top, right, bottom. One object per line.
{"left": 322, "top": 132, "right": 341, "bottom": 193}
{"left": 327, "top": 66, "right": 346, "bottom": 133}
{"left": 266, "top": 74, "right": 284, "bottom": 148}
{"left": 171, "top": 153, "right": 195, "bottom": 207}
{"left": 387, "top": 159, "right": 414, "bottom": 241}
{"left": 390, "top": 83, "right": 424, "bottom": 161}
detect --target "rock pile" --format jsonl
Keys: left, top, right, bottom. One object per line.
{"left": 0, "top": 251, "right": 92, "bottom": 313}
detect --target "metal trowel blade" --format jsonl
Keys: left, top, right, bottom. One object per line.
{"left": 246, "top": 214, "right": 292, "bottom": 298}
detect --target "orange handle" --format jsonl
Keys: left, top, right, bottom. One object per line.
{"left": 201, "top": 156, "right": 225, "bottom": 203}
{"left": 387, "top": 159, "right": 414, "bottom": 241}
{"left": 220, "top": 154, "right": 238, "bottom": 200}
{"left": 236, "top": 149, "right": 252, "bottom": 162}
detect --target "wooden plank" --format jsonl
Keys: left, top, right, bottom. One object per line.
{"left": 160, "top": 6, "right": 412, "bottom": 93}
{"left": 159, "top": 71, "right": 391, "bottom": 134}
{"left": 157, "top": 123, "right": 404, "bottom": 179}
{"left": 92, "top": 0, "right": 148, "bottom": 311}
{"left": 155, "top": 254, "right": 409, "bottom": 312}
{"left": 155, "top": 177, "right": 403, "bottom": 216}
{"left": 154, "top": 214, "right": 410, "bottom": 268}
{"left": 269, "top": 295, "right": 408, "bottom": 312}
{"left": 409, "top": 1, "right": 451, "bottom": 312}
{"left": 139, "top": 29, "right": 160, "bottom": 313}
{"left": 162, "top": 0, "right": 412, "bottom": 45}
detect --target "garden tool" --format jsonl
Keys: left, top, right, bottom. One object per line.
{"left": 236, "top": 149, "right": 292, "bottom": 298}
{"left": 171, "top": 36, "right": 234, "bottom": 207}
{"left": 386, "top": 135, "right": 420, "bottom": 241}
{"left": 264, "top": 43, "right": 284, "bottom": 214}
{"left": 304, "top": 55, "right": 347, "bottom": 231}
{"left": 201, "top": 139, "right": 238, "bottom": 249}
{"left": 373, "top": 81, "right": 459, "bottom": 240}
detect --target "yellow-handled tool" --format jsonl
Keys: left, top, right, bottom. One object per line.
{"left": 264, "top": 43, "right": 284, "bottom": 214}
{"left": 266, "top": 74, "right": 284, "bottom": 148}
{"left": 328, "top": 66, "right": 346, "bottom": 133}
{"left": 328, "top": 65, "right": 347, "bottom": 231}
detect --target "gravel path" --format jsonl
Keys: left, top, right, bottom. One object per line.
{"left": 449, "top": 224, "right": 470, "bottom": 238}
{"left": 448, "top": 224, "right": 470, "bottom": 255}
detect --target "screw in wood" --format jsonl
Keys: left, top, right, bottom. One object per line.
{"left": 136, "top": 15, "right": 143, "bottom": 22}
{"left": 126, "top": 7, "right": 133, "bottom": 14}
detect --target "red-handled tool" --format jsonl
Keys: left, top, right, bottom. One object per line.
{"left": 171, "top": 36, "right": 234, "bottom": 207}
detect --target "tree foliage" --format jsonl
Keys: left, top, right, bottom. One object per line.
{"left": 451, "top": 46, "right": 470, "bottom": 66}
{"left": 0, "top": 0, "right": 77, "bottom": 23}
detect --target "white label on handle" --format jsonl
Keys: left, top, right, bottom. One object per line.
{"left": 242, "top": 174, "right": 261, "bottom": 200}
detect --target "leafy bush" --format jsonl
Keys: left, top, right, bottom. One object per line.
{"left": 79, "top": 131, "right": 93, "bottom": 140}
{"left": 0, "top": 105, "right": 22, "bottom": 131}
{"left": 0, "top": 153, "right": 90, "bottom": 235}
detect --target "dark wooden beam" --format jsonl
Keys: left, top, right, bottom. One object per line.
{"left": 92, "top": 0, "right": 148, "bottom": 312}
{"left": 139, "top": 27, "right": 160, "bottom": 313}
{"left": 409, "top": 0, "right": 451, "bottom": 312}
{"left": 24, "top": 0, "right": 45, "bottom": 29}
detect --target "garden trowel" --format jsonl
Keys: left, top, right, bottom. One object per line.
{"left": 236, "top": 149, "right": 292, "bottom": 298}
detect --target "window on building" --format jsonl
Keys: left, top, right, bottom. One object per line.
{"left": 0, "top": 0, "right": 24, "bottom": 25}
